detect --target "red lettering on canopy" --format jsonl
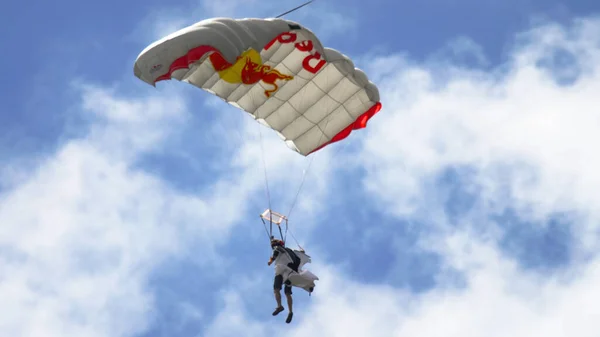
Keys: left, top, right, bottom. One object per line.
{"left": 302, "top": 52, "right": 326, "bottom": 74}
{"left": 264, "top": 32, "right": 327, "bottom": 74}
{"left": 265, "top": 32, "right": 297, "bottom": 50}
{"left": 295, "top": 40, "right": 313, "bottom": 52}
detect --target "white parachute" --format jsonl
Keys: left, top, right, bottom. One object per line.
{"left": 133, "top": 17, "right": 381, "bottom": 156}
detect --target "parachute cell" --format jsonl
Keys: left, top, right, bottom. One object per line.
{"left": 133, "top": 18, "right": 381, "bottom": 155}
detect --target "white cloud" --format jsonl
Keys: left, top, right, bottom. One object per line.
{"left": 202, "top": 291, "right": 272, "bottom": 337}
{"left": 361, "top": 17, "right": 600, "bottom": 233}
{"left": 0, "top": 86, "right": 200, "bottom": 337}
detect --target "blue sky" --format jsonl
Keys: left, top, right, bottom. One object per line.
{"left": 2, "top": 1, "right": 600, "bottom": 336}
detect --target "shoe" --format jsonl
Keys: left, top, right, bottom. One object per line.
{"left": 272, "top": 306, "right": 284, "bottom": 316}
{"left": 286, "top": 312, "right": 293, "bottom": 323}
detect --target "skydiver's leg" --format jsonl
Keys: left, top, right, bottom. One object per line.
{"left": 274, "top": 289, "right": 282, "bottom": 307}
{"left": 272, "top": 275, "right": 285, "bottom": 316}
{"left": 284, "top": 284, "right": 293, "bottom": 312}
{"left": 284, "top": 283, "right": 294, "bottom": 323}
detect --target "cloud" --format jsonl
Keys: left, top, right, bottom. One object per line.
{"left": 0, "top": 85, "right": 197, "bottom": 336}
{"left": 361, "top": 16, "right": 600, "bottom": 232}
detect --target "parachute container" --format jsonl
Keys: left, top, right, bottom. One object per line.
{"left": 134, "top": 18, "right": 381, "bottom": 155}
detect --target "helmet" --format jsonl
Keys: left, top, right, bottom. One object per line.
{"left": 270, "top": 238, "right": 284, "bottom": 247}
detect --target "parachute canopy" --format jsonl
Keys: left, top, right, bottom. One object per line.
{"left": 134, "top": 18, "right": 381, "bottom": 156}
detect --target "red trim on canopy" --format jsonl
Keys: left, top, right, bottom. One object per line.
{"left": 307, "top": 101, "right": 382, "bottom": 155}
{"left": 155, "top": 45, "right": 221, "bottom": 82}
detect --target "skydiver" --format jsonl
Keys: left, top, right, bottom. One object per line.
{"left": 268, "top": 237, "right": 301, "bottom": 324}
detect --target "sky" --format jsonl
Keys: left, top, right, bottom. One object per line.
{"left": 1, "top": 0, "right": 600, "bottom": 336}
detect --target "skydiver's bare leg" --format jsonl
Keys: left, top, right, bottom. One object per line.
{"left": 285, "top": 288, "right": 294, "bottom": 323}
{"left": 285, "top": 293, "right": 293, "bottom": 313}
{"left": 275, "top": 290, "right": 282, "bottom": 308}
{"left": 272, "top": 289, "right": 284, "bottom": 316}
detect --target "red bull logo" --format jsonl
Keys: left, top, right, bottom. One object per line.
{"left": 240, "top": 56, "right": 293, "bottom": 97}
{"left": 210, "top": 49, "right": 294, "bottom": 97}
{"left": 209, "top": 31, "right": 328, "bottom": 98}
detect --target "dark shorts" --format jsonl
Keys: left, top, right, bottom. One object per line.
{"left": 273, "top": 274, "right": 292, "bottom": 294}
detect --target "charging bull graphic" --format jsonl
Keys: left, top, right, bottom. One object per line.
{"left": 209, "top": 49, "right": 294, "bottom": 97}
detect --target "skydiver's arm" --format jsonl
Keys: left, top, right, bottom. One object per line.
{"left": 268, "top": 248, "right": 280, "bottom": 265}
